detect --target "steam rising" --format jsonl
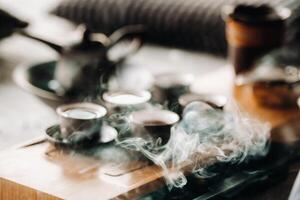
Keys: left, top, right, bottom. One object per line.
{"left": 116, "top": 101, "right": 270, "bottom": 188}
{"left": 108, "top": 61, "right": 153, "bottom": 91}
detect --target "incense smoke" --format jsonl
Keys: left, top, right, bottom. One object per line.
{"left": 116, "top": 101, "right": 270, "bottom": 188}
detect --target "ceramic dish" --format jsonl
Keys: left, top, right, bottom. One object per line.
{"left": 14, "top": 61, "right": 66, "bottom": 108}
{"left": 45, "top": 124, "right": 118, "bottom": 148}
{"left": 14, "top": 61, "right": 102, "bottom": 109}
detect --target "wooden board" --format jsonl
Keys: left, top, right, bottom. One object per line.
{"left": 0, "top": 141, "right": 165, "bottom": 200}
{"left": 1, "top": 66, "right": 300, "bottom": 200}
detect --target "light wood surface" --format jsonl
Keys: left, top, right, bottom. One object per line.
{"left": 0, "top": 141, "right": 166, "bottom": 200}
{"left": 0, "top": 178, "right": 57, "bottom": 200}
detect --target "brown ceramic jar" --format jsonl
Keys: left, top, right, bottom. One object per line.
{"left": 223, "top": 4, "right": 290, "bottom": 74}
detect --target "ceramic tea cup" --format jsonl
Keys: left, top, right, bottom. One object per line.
{"left": 152, "top": 73, "right": 194, "bottom": 112}
{"left": 56, "top": 102, "right": 107, "bottom": 141}
{"left": 102, "top": 90, "right": 151, "bottom": 114}
{"left": 129, "top": 109, "right": 179, "bottom": 144}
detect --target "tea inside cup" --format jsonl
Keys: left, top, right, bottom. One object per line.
{"left": 103, "top": 90, "right": 151, "bottom": 105}
{"left": 102, "top": 90, "right": 151, "bottom": 114}
{"left": 62, "top": 108, "right": 102, "bottom": 119}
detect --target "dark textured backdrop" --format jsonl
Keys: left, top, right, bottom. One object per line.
{"left": 52, "top": 0, "right": 297, "bottom": 56}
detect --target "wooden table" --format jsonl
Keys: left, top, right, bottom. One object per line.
{"left": 1, "top": 66, "right": 300, "bottom": 200}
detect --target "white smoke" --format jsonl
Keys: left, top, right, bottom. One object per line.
{"left": 116, "top": 101, "right": 270, "bottom": 189}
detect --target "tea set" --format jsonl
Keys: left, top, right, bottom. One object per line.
{"left": 14, "top": 25, "right": 227, "bottom": 148}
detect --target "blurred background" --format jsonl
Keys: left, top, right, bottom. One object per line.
{"left": 0, "top": 0, "right": 226, "bottom": 149}
{"left": 1, "top": 0, "right": 300, "bottom": 199}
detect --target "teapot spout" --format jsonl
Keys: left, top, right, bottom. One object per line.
{"left": 18, "top": 30, "right": 63, "bottom": 53}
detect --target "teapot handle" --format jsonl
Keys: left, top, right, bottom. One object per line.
{"left": 107, "top": 25, "right": 146, "bottom": 48}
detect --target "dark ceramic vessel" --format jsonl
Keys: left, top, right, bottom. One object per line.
{"left": 129, "top": 110, "right": 179, "bottom": 144}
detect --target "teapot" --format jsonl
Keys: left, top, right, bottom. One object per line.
{"left": 19, "top": 25, "right": 145, "bottom": 99}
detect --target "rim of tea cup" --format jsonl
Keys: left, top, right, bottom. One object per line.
{"left": 130, "top": 109, "right": 180, "bottom": 126}
{"left": 56, "top": 102, "right": 107, "bottom": 120}
{"left": 102, "top": 90, "right": 151, "bottom": 106}
{"left": 154, "top": 73, "right": 194, "bottom": 89}
{"left": 179, "top": 93, "right": 227, "bottom": 109}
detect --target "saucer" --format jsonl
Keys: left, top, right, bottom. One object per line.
{"left": 45, "top": 124, "right": 118, "bottom": 148}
